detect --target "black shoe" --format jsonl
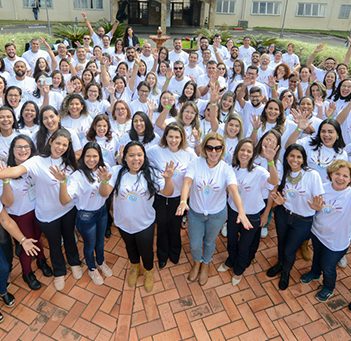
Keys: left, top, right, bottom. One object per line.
{"left": 0, "top": 311, "right": 3, "bottom": 323}
{"left": 169, "top": 257, "right": 179, "bottom": 265}
{"left": 37, "top": 259, "right": 53, "bottom": 277}
{"left": 266, "top": 263, "right": 283, "bottom": 277}
{"left": 1, "top": 292, "right": 15, "bottom": 307}
{"left": 105, "top": 226, "right": 111, "bottom": 238}
{"left": 23, "top": 272, "right": 41, "bottom": 290}
{"left": 278, "top": 272, "right": 290, "bottom": 290}
{"left": 348, "top": 303, "right": 351, "bottom": 311}
{"left": 158, "top": 260, "right": 167, "bottom": 269}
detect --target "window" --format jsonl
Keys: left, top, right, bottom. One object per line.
{"left": 216, "top": 0, "right": 236, "bottom": 14}
{"left": 23, "top": 0, "right": 53, "bottom": 8}
{"left": 339, "top": 5, "right": 351, "bottom": 19}
{"left": 296, "top": 3, "right": 326, "bottom": 17}
{"left": 252, "top": 1, "right": 281, "bottom": 15}
{"left": 73, "top": 0, "right": 103, "bottom": 9}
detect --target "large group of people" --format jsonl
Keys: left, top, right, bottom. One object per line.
{"left": 0, "top": 15, "right": 351, "bottom": 323}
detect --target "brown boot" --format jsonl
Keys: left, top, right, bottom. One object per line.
{"left": 127, "top": 263, "right": 140, "bottom": 287}
{"left": 300, "top": 240, "right": 312, "bottom": 261}
{"left": 199, "top": 263, "right": 209, "bottom": 286}
{"left": 144, "top": 268, "right": 154, "bottom": 293}
{"left": 188, "top": 261, "right": 201, "bottom": 282}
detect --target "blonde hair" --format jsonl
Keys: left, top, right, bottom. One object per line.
{"left": 200, "top": 132, "right": 225, "bottom": 159}
{"left": 327, "top": 160, "right": 351, "bottom": 184}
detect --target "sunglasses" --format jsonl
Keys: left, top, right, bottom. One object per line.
{"left": 283, "top": 94, "right": 293, "bottom": 98}
{"left": 174, "top": 67, "right": 183, "bottom": 70}
{"left": 205, "top": 145, "right": 223, "bottom": 152}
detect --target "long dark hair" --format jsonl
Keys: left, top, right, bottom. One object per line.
{"left": 254, "top": 129, "right": 282, "bottom": 163}
{"left": 4, "top": 86, "right": 22, "bottom": 108}
{"left": 129, "top": 111, "right": 155, "bottom": 144}
{"left": 333, "top": 78, "right": 351, "bottom": 102}
{"left": 260, "top": 99, "right": 285, "bottom": 134}
{"left": 178, "top": 80, "right": 197, "bottom": 104}
{"left": 7, "top": 134, "right": 36, "bottom": 167}
{"left": 114, "top": 141, "right": 160, "bottom": 199}
{"left": 278, "top": 144, "right": 309, "bottom": 193}
{"left": 33, "top": 58, "right": 50, "bottom": 79}
{"left": 309, "top": 118, "right": 345, "bottom": 153}
{"left": 323, "top": 70, "right": 337, "bottom": 99}
{"left": 32, "top": 72, "right": 50, "bottom": 98}
{"left": 78, "top": 142, "right": 105, "bottom": 183}
{"left": 18, "top": 101, "right": 39, "bottom": 128}
{"left": 0, "top": 105, "right": 19, "bottom": 131}
{"left": 157, "top": 91, "right": 178, "bottom": 117}
{"left": 232, "top": 138, "right": 256, "bottom": 172}
{"left": 42, "top": 128, "right": 77, "bottom": 171}
{"left": 86, "top": 114, "right": 112, "bottom": 142}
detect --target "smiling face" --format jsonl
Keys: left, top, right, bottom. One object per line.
{"left": 310, "top": 85, "right": 321, "bottom": 99}
{"left": 226, "top": 119, "right": 240, "bottom": 138}
{"left": 13, "top": 138, "right": 31, "bottom": 164}
{"left": 114, "top": 78, "right": 125, "bottom": 92}
{"left": 49, "top": 135, "right": 69, "bottom": 159}
{"left": 324, "top": 71, "right": 336, "bottom": 86}
{"left": 287, "top": 149, "right": 304, "bottom": 172}
{"left": 166, "top": 128, "right": 182, "bottom": 152}
{"left": 184, "top": 84, "right": 195, "bottom": 98}
{"left": 181, "top": 105, "right": 196, "bottom": 126}
{"left": 146, "top": 73, "right": 156, "bottom": 88}
{"left": 125, "top": 145, "right": 144, "bottom": 174}
{"left": 68, "top": 98, "right": 83, "bottom": 118}
{"left": 138, "top": 85, "right": 149, "bottom": 102}
{"left": 320, "top": 123, "right": 338, "bottom": 148}
{"left": 52, "top": 73, "right": 62, "bottom": 88}
{"left": 84, "top": 148, "right": 100, "bottom": 170}
{"left": 205, "top": 139, "right": 223, "bottom": 166}
{"left": 95, "top": 119, "right": 108, "bottom": 138}
{"left": 330, "top": 166, "right": 351, "bottom": 191}
{"left": 299, "top": 97, "right": 314, "bottom": 117}
{"left": 6, "top": 89, "right": 21, "bottom": 107}
{"left": 0, "top": 109, "right": 14, "bottom": 133}
{"left": 133, "top": 115, "right": 146, "bottom": 135}
{"left": 42, "top": 109, "right": 60, "bottom": 133}
{"left": 113, "top": 102, "right": 128, "bottom": 122}
{"left": 262, "top": 132, "right": 278, "bottom": 150}
{"left": 340, "top": 80, "right": 351, "bottom": 97}
{"left": 87, "top": 85, "right": 99, "bottom": 101}
{"left": 237, "top": 142, "right": 253, "bottom": 168}
{"left": 221, "top": 96, "right": 233, "bottom": 111}
{"left": 22, "top": 103, "right": 37, "bottom": 126}
{"left": 265, "top": 101, "right": 281, "bottom": 123}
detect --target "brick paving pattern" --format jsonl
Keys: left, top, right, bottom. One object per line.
{"left": 1, "top": 220, "right": 351, "bottom": 340}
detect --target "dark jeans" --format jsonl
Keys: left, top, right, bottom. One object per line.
{"left": 0, "top": 245, "right": 10, "bottom": 295}
{"left": 10, "top": 210, "right": 45, "bottom": 275}
{"left": 38, "top": 208, "right": 80, "bottom": 277}
{"left": 154, "top": 194, "right": 182, "bottom": 263}
{"left": 76, "top": 205, "right": 108, "bottom": 271}
{"left": 310, "top": 234, "right": 348, "bottom": 291}
{"left": 225, "top": 206, "right": 261, "bottom": 276}
{"left": 119, "top": 224, "right": 154, "bottom": 271}
{"left": 275, "top": 205, "right": 313, "bottom": 273}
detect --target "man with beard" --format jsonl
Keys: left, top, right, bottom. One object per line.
{"left": 224, "top": 46, "right": 245, "bottom": 79}
{"left": 22, "top": 38, "right": 51, "bottom": 72}
{"left": 3, "top": 43, "right": 31, "bottom": 77}
{"left": 196, "top": 36, "right": 215, "bottom": 63}
{"left": 184, "top": 51, "right": 204, "bottom": 82}
{"left": 163, "top": 61, "right": 190, "bottom": 97}
{"left": 238, "top": 36, "right": 256, "bottom": 65}
{"left": 169, "top": 38, "right": 189, "bottom": 64}
{"left": 72, "top": 47, "right": 89, "bottom": 77}
{"left": 125, "top": 47, "right": 136, "bottom": 70}
{"left": 257, "top": 53, "right": 274, "bottom": 89}
{"left": 140, "top": 42, "right": 154, "bottom": 71}
{"left": 7, "top": 61, "right": 36, "bottom": 101}
{"left": 81, "top": 12, "right": 119, "bottom": 48}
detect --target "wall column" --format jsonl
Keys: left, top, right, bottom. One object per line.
{"left": 208, "top": 0, "right": 216, "bottom": 29}
{"left": 161, "top": 0, "right": 167, "bottom": 33}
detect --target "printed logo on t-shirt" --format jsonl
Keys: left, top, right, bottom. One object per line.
{"left": 120, "top": 183, "right": 147, "bottom": 202}
{"left": 284, "top": 183, "right": 306, "bottom": 198}
{"left": 321, "top": 200, "right": 343, "bottom": 214}
{"left": 238, "top": 179, "right": 251, "bottom": 194}
{"left": 197, "top": 178, "right": 220, "bottom": 195}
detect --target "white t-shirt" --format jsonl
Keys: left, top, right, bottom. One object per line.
{"left": 282, "top": 169, "right": 324, "bottom": 217}
{"left": 241, "top": 101, "right": 265, "bottom": 136}
{"left": 61, "top": 115, "right": 93, "bottom": 144}
{"left": 117, "top": 132, "right": 160, "bottom": 153}
{"left": 22, "top": 49, "right": 50, "bottom": 72}
{"left": 85, "top": 99, "right": 110, "bottom": 118}
{"left": 297, "top": 137, "right": 348, "bottom": 182}
{"left": 186, "top": 157, "right": 237, "bottom": 215}
{"left": 228, "top": 165, "right": 272, "bottom": 214}
{"left": 7, "top": 76, "right": 36, "bottom": 101}
{"left": 167, "top": 76, "right": 191, "bottom": 97}
{"left": 312, "top": 182, "right": 351, "bottom": 251}
{"left": 148, "top": 145, "right": 196, "bottom": 198}
{"left": 129, "top": 99, "right": 149, "bottom": 115}
{"left": 22, "top": 155, "right": 75, "bottom": 222}
{"left": 109, "top": 165, "right": 165, "bottom": 233}
{"left": 282, "top": 53, "right": 300, "bottom": 71}
{"left": 238, "top": 45, "right": 256, "bottom": 65}
{"left": 19, "top": 124, "right": 39, "bottom": 139}
{"left": 91, "top": 31, "right": 112, "bottom": 49}
{"left": 109, "top": 119, "right": 131, "bottom": 139}
{"left": 169, "top": 50, "right": 189, "bottom": 64}
{"left": 0, "top": 131, "right": 19, "bottom": 163}
{"left": 140, "top": 54, "right": 155, "bottom": 72}
{"left": 197, "top": 74, "right": 226, "bottom": 100}
{"left": 67, "top": 170, "right": 107, "bottom": 211}
{"left": 28, "top": 91, "right": 64, "bottom": 111}
{"left": 184, "top": 64, "right": 204, "bottom": 82}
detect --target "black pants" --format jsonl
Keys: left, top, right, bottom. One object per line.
{"left": 275, "top": 205, "right": 313, "bottom": 273}
{"left": 119, "top": 224, "right": 154, "bottom": 271}
{"left": 154, "top": 194, "right": 182, "bottom": 263}
{"left": 225, "top": 206, "right": 261, "bottom": 276}
{"left": 38, "top": 208, "right": 80, "bottom": 277}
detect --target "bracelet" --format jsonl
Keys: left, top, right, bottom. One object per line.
{"left": 19, "top": 236, "right": 26, "bottom": 245}
{"left": 60, "top": 178, "right": 67, "bottom": 184}
{"left": 253, "top": 128, "right": 259, "bottom": 132}
{"left": 180, "top": 200, "right": 187, "bottom": 205}
{"left": 101, "top": 179, "right": 109, "bottom": 184}
{"left": 270, "top": 86, "right": 275, "bottom": 90}
{"left": 296, "top": 127, "right": 303, "bottom": 133}
{"left": 2, "top": 179, "right": 10, "bottom": 185}
{"left": 267, "top": 160, "right": 274, "bottom": 167}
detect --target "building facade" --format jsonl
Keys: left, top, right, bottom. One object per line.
{"left": 0, "top": 0, "right": 350, "bottom": 33}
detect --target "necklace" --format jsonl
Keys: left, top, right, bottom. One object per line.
{"left": 315, "top": 147, "right": 337, "bottom": 168}
{"left": 287, "top": 171, "right": 303, "bottom": 185}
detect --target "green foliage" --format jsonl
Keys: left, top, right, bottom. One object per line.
{"left": 234, "top": 35, "right": 278, "bottom": 49}
{"left": 95, "top": 18, "right": 125, "bottom": 44}
{"left": 194, "top": 27, "right": 232, "bottom": 45}
{"left": 0, "top": 32, "right": 54, "bottom": 56}
{"left": 53, "top": 23, "right": 88, "bottom": 45}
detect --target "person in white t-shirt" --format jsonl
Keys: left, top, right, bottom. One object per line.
{"left": 300, "top": 160, "right": 351, "bottom": 302}
{"left": 176, "top": 132, "right": 252, "bottom": 286}
{"left": 238, "top": 37, "right": 256, "bottom": 65}
{"left": 218, "top": 138, "right": 279, "bottom": 286}
{"left": 22, "top": 38, "right": 51, "bottom": 73}
{"left": 148, "top": 123, "right": 196, "bottom": 269}
{"left": 169, "top": 38, "right": 189, "bottom": 65}
{"left": 267, "top": 144, "right": 324, "bottom": 291}
{"left": 50, "top": 142, "right": 113, "bottom": 286}
{"left": 99, "top": 141, "right": 175, "bottom": 292}
{"left": 282, "top": 43, "right": 300, "bottom": 72}
{"left": 18, "top": 101, "right": 40, "bottom": 138}
{"left": 0, "top": 129, "right": 82, "bottom": 292}
{"left": 3, "top": 42, "right": 31, "bottom": 77}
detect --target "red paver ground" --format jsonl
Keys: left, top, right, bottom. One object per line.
{"left": 1, "top": 220, "right": 351, "bottom": 341}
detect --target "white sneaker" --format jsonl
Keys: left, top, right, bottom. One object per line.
{"left": 98, "top": 262, "right": 113, "bottom": 277}
{"left": 217, "top": 263, "right": 230, "bottom": 272}
{"left": 71, "top": 265, "right": 83, "bottom": 279}
{"left": 261, "top": 227, "right": 268, "bottom": 238}
{"left": 88, "top": 269, "right": 104, "bottom": 285}
{"left": 338, "top": 255, "right": 348, "bottom": 268}
{"left": 231, "top": 275, "right": 242, "bottom": 286}
{"left": 221, "top": 223, "right": 227, "bottom": 237}
{"left": 54, "top": 276, "right": 65, "bottom": 291}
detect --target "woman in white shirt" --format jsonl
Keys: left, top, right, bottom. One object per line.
{"left": 2, "top": 135, "right": 52, "bottom": 290}
{"left": 99, "top": 141, "right": 174, "bottom": 292}
{"left": 84, "top": 82, "right": 114, "bottom": 119}
{"left": 18, "top": 101, "right": 40, "bottom": 138}
{"left": 0, "top": 129, "right": 82, "bottom": 292}
{"left": 218, "top": 138, "right": 279, "bottom": 285}
{"left": 50, "top": 142, "right": 113, "bottom": 286}
{"left": 176, "top": 132, "right": 251, "bottom": 286}
{"left": 300, "top": 160, "right": 351, "bottom": 302}
{"left": 267, "top": 144, "right": 324, "bottom": 291}
{"left": 109, "top": 100, "right": 132, "bottom": 139}
{"left": 0, "top": 106, "right": 19, "bottom": 163}
{"left": 148, "top": 123, "right": 196, "bottom": 268}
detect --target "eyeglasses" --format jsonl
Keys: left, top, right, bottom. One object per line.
{"left": 14, "top": 145, "right": 31, "bottom": 150}
{"left": 205, "top": 145, "right": 223, "bottom": 152}
{"left": 218, "top": 67, "right": 226, "bottom": 71}
{"left": 283, "top": 94, "right": 293, "bottom": 98}
{"left": 174, "top": 67, "right": 183, "bottom": 70}
{"left": 139, "top": 89, "right": 149, "bottom": 93}
{"left": 83, "top": 37, "right": 90, "bottom": 40}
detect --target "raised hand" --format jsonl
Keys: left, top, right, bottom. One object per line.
{"left": 250, "top": 115, "right": 262, "bottom": 131}
{"left": 96, "top": 166, "right": 112, "bottom": 182}
{"left": 262, "top": 142, "right": 279, "bottom": 162}
{"left": 162, "top": 161, "right": 176, "bottom": 179}
{"left": 271, "top": 191, "right": 285, "bottom": 205}
{"left": 166, "top": 67, "right": 173, "bottom": 80}
{"left": 49, "top": 165, "right": 66, "bottom": 182}
{"left": 291, "top": 108, "right": 311, "bottom": 131}
{"left": 307, "top": 195, "right": 324, "bottom": 211}
{"left": 314, "top": 43, "right": 325, "bottom": 54}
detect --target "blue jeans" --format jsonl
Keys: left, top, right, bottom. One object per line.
{"left": 76, "top": 205, "right": 108, "bottom": 270}
{"left": 188, "top": 207, "right": 227, "bottom": 264}
{"left": 0, "top": 246, "right": 10, "bottom": 295}
{"left": 274, "top": 205, "right": 313, "bottom": 273}
{"left": 310, "top": 234, "right": 348, "bottom": 291}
